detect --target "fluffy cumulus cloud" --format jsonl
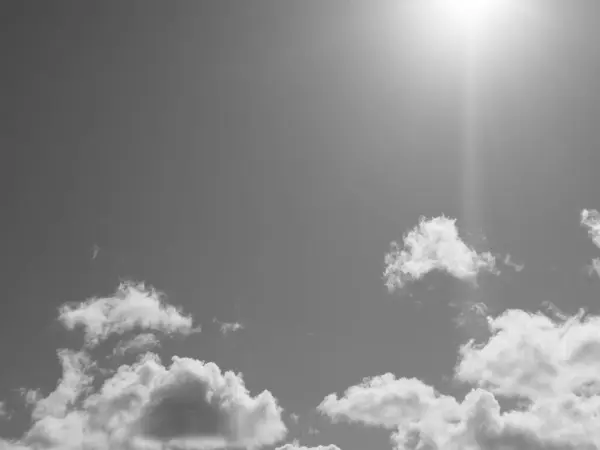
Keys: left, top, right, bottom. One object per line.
{"left": 0, "top": 283, "right": 286, "bottom": 450}
{"left": 319, "top": 306, "right": 600, "bottom": 450}
{"left": 384, "top": 216, "right": 496, "bottom": 291}
{"left": 58, "top": 282, "right": 199, "bottom": 347}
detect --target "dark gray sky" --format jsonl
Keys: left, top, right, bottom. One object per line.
{"left": 1, "top": 1, "right": 600, "bottom": 449}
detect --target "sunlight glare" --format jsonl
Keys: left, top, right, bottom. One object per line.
{"left": 430, "top": 0, "right": 514, "bottom": 39}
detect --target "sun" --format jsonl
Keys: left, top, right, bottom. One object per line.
{"left": 431, "top": 0, "right": 513, "bottom": 38}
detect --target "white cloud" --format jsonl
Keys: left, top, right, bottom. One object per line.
{"left": 455, "top": 307, "right": 598, "bottom": 401}
{"left": 581, "top": 209, "right": 600, "bottom": 277}
{"left": 213, "top": 318, "right": 244, "bottom": 335}
{"left": 503, "top": 254, "right": 524, "bottom": 272}
{"left": 58, "top": 282, "right": 199, "bottom": 347}
{"left": 0, "top": 282, "right": 287, "bottom": 450}
{"left": 14, "top": 353, "right": 286, "bottom": 450}
{"left": 276, "top": 444, "right": 341, "bottom": 450}
{"left": 290, "top": 413, "right": 299, "bottom": 423}
{"left": 31, "top": 350, "right": 93, "bottom": 420}
{"left": 319, "top": 373, "right": 453, "bottom": 430}
{"left": 384, "top": 216, "right": 496, "bottom": 291}
{"left": 452, "top": 301, "right": 489, "bottom": 331}
{"left": 582, "top": 209, "right": 600, "bottom": 248}
{"left": 92, "top": 244, "right": 100, "bottom": 261}
{"left": 587, "top": 258, "right": 600, "bottom": 279}
{"left": 112, "top": 333, "right": 161, "bottom": 357}
{"left": 319, "top": 307, "right": 600, "bottom": 450}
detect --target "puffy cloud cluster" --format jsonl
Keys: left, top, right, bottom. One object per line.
{"left": 58, "top": 282, "right": 199, "bottom": 348}
{"left": 319, "top": 307, "right": 600, "bottom": 450}
{"left": 1, "top": 283, "right": 286, "bottom": 450}
{"left": 384, "top": 216, "right": 496, "bottom": 291}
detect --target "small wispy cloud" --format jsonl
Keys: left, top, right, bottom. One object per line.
{"left": 91, "top": 244, "right": 100, "bottom": 261}
{"left": 290, "top": 413, "right": 300, "bottom": 424}
{"left": 112, "top": 332, "right": 161, "bottom": 357}
{"left": 540, "top": 301, "right": 568, "bottom": 321}
{"left": 0, "top": 402, "right": 9, "bottom": 419}
{"left": 308, "top": 427, "right": 320, "bottom": 435}
{"left": 587, "top": 258, "right": 600, "bottom": 278}
{"left": 384, "top": 216, "right": 497, "bottom": 291}
{"left": 452, "top": 301, "right": 490, "bottom": 331}
{"left": 503, "top": 254, "right": 524, "bottom": 272}
{"left": 16, "top": 388, "right": 42, "bottom": 407}
{"left": 213, "top": 318, "right": 244, "bottom": 335}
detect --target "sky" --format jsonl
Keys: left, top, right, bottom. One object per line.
{"left": 2, "top": 1, "right": 600, "bottom": 449}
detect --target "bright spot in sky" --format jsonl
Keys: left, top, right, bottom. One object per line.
{"left": 440, "top": 0, "right": 506, "bottom": 32}
{"left": 425, "top": 0, "right": 517, "bottom": 41}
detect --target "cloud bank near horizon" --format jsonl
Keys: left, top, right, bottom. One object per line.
{"left": 319, "top": 305, "right": 600, "bottom": 449}
{"left": 314, "top": 210, "right": 600, "bottom": 449}
{"left": 3, "top": 211, "right": 600, "bottom": 450}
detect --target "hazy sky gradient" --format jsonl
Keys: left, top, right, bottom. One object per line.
{"left": 2, "top": 1, "right": 600, "bottom": 449}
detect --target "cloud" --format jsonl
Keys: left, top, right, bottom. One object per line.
{"left": 384, "top": 216, "right": 496, "bottom": 291}
{"left": 132, "top": 356, "right": 286, "bottom": 448}
{"left": 213, "top": 318, "right": 244, "bottom": 336}
{"left": 112, "top": 333, "right": 161, "bottom": 357}
{"left": 581, "top": 209, "right": 600, "bottom": 248}
{"left": 503, "top": 254, "right": 524, "bottom": 272}
{"left": 0, "top": 402, "right": 8, "bottom": 419}
{"left": 587, "top": 258, "right": 600, "bottom": 279}
{"left": 12, "top": 352, "right": 286, "bottom": 450}
{"left": 58, "top": 282, "right": 199, "bottom": 347}
{"left": 0, "top": 283, "right": 287, "bottom": 450}
{"left": 581, "top": 209, "right": 600, "bottom": 278}
{"left": 276, "top": 444, "right": 341, "bottom": 450}
{"left": 92, "top": 244, "right": 100, "bottom": 261}
{"left": 319, "top": 307, "right": 600, "bottom": 450}
{"left": 31, "top": 350, "right": 93, "bottom": 420}
{"left": 453, "top": 301, "right": 489, "bottom": 331}
{"left": 16, "top": 389, "right": 42, "bottom": 407}
{"left": 290, "top": 413, "right": 299, "bottom": 423}
{"left": 319, "top": 374, "right": 448, "bottom": 429}
{"left": 455, "top": 307, "right": 595, "bottom": 400}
